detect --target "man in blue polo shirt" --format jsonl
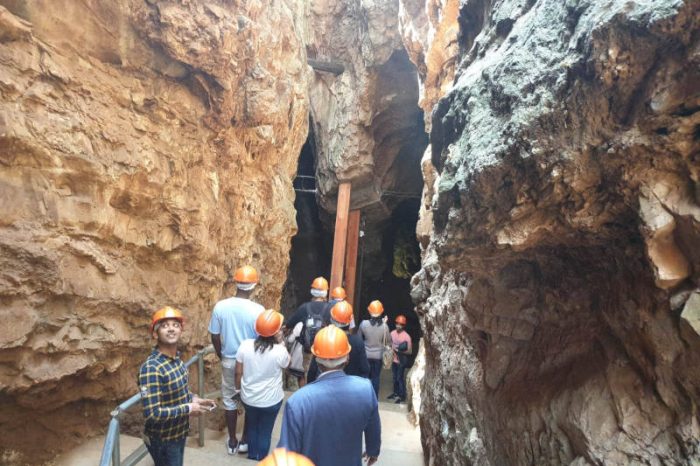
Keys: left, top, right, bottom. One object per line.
{"left": 209, "top": 265, "right": 264, "bottom": 455}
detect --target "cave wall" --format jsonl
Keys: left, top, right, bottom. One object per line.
{"left": 306, "top": 0, "right": 427, "bottom": 269}
{"left": 403, "top": 0, "right": 700, "bottom": 464}
{"left": 0, "top": 1, "right": 309, "bottom": 463}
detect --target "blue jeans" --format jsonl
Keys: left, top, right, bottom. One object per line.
{"left": 243, "top": 400, "right": 283, "bottom": 460}
{"left": 392, "top": 362, "right": 406, "bottom": 400}
{"left": 368, "top": 359, "right": 382, "bottom": 396}
{"left": 145, "top": 436, "right": 186, "bottom": 466}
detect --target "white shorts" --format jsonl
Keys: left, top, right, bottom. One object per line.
{"left": 221, "top": 357, "right": 239, "bottom": 411}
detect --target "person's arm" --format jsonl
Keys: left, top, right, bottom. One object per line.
{"left": 403, "top": 335, "right": 413, "bottom": 354}
{"left": 277, "top": 400, "right": 303, "bottom": 451}
{"left": 210, "top": 333, "right": 223, "bottom": 359}
{"left": 139, "top": 363, "right": 201, "bottom": 421}
{"left": 285, "top": 306, "right": 306, "bottom": 330}
{"left": 359, "top": 345, "right": 370, "bottom": 378}
{"left": 208, "top": 308, "right": 223, "bottom": 359}
{"left": 307, "top": 358, "right": 318, "bottom": 383}
{"left": 363, "top": 390, "right": 381, "bottom": 463}
{"left": 278, "top": 345, "right": 291, "bottom": 369}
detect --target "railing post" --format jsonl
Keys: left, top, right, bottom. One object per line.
{"left": 112, "top": 415, "right": 120, "bottom": 466}
{"left": 198, "top": 350, "right": 205, "bottom": 447}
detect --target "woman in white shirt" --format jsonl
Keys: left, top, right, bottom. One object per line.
{"left": 235, "top": 310, "right": 290, "bottom": 460}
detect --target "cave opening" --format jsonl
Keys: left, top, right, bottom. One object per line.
{"left": 283, "top": 49, "right": 426, "bottom": 362}
{"left": 281, "top": 123, "right": 333, "bottom": 314}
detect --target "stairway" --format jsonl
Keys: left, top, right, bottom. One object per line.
{"left": 55, "top": 371, "right": 422, "bottom": 465}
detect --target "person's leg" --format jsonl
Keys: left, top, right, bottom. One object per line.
{"left": 368, "top": 359, "right": 381, "bottom": 396}
{"left": 220, "top": 358, "right": 240, "bottom": 452}
{"left": 397, "top": 364, "right": 407, "bottom": 400}
{"left": 390, "top": 362, "right": 399, "bottom": 398}
{"left": 255, "top": 401, "right": 282, "bottom": 460}
{"left": 243, "top": 403, "right": 260, "bottom": 459}
{"left": 145, "top": 436, "right": 165, "bottom": 466}
{"left": 161, "top": 438, "right": 186, "bottom": 466}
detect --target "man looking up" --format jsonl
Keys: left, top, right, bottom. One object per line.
{"left": 209, "top": 265, "right": 264, "bottom": 455}
{"left": 139, "top": 307, "right": 215, "bottom": 466}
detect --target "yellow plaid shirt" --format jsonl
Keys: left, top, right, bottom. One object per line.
{"left": 138, "top": 349, "right": 192, "bottom": 441}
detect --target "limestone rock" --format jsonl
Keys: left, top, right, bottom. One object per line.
{"left": 405, "top": 0, "right": 700, "bottom": 464}
{"left": 307, "top": 0, "right": 426, "bottom": 221}
{"left": 0, "top": 1, "right": 310, "bottom": 463}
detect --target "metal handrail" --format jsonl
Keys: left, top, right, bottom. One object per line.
{"left": 99, "top": 345, "right": 215, "bottom": 466}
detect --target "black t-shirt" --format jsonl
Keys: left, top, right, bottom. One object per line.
{"left": 286, "top": 300, "right": 328, "bottom": 329}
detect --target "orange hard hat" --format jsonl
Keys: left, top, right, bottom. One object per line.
{"left": 330, "top": 286, "right": 346, "bottom": 300}
{"left": 255, "top": 309, "right": 284, "bottom": 337}
{"left": 258, "top": 448, "right": 315, "bottom": 466}
{"left": 395, "top": 314, "right": 407, "bottom": 326}
{"left": 150, "top": 306, "right": 184, "bottom": 333}
{"left": 311, "top": 277, "right": 329, "bottom": 291}
{"left": 330, "top": 301, "right": 353, "bottom": 326}
{"left": 311, "top": 325, "right": 351, "bottom": 359}
{"left": 367, "top": 300, "right": 384, "bottom": 317}
{"left": 234, "top": 265, "right": 259, "bottom": 284}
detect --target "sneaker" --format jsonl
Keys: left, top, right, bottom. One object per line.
{"left": 386, "top": 393, "right": 397, "bottom": 400}
{"left": 395, "top": 398, "right": 405, "bottom": 404}
{"left": 237, "top": 443, "right": 248, "bottom": 454}
{"left": 226, "top": 436, "right": 238, "bottom": 455}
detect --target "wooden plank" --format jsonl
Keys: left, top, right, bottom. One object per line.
{"left": 330, "top": 182, "right": 352, "bottom": 290}
{"left": 344, "top": 210, "right": 361, "bottom": 308}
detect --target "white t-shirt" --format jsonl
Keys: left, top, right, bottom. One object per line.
{"left": 235, "top": 339, "right": 290, "bottom": 407}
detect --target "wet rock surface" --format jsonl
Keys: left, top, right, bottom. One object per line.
{"left": 405, "top": 0, "right": 700, "bottom": 464}
{"left": 0, "top": 1, "right": 309, "bottom": 463}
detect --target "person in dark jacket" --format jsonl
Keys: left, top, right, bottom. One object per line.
{"left": 306, "top": 301, "right": 369, "bottom": 383}
{"left": 284, "top": 277, "right": 329, "bottom": 387}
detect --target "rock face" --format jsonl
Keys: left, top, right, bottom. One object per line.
{"left": 306, "top": 0, "right": 427, "bottom": 279}
{"left": 0, "top": 1, "right": 309, "bottom": 463}
{"left": 405, "top": 0, "right": 700, "bottom": 464}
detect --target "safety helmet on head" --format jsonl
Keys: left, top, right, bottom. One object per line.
{"left": 395, "top": 314, "right": 407, "bottom": 326}
{"left": 311, "top": 325, "right": 351, "bottom": 359}
{"left": 311, "top": 277, "right": 329, "bottom": 291}
{"left": 150, "top": 306, "right": 184, "bottom": 333}
{"left": 257, "top": 448, "right": 315, "bottom": 466}
{"left": 367, "top": 300, "right": 384, "bottom": 317}
{"left": 234, "top": 265, "right": 259, "bottom": 284}
{"left": 330, "top": 286, "right": 346, "bottom": 300}
{"left": 255, "top": 309, "right": 284, "bottom": 337}
{"left": 330, "top": 301, "right": 353, "bottom": 326}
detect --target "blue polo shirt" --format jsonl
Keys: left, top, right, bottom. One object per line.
{"left": 208, "top": 297, "right": 263, "bottom": 358}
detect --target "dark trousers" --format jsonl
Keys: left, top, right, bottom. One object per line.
{"left": 145, "top": 436, "right": 186, "bottom": 466}
{"left": 243, "top": 400, "right": 283, "bottom": 460}
{"left": 368, "top": 359, "right": 382, "bottom": 396}
{"left": 392, "top": 362, "right": 406, "bottom": 400}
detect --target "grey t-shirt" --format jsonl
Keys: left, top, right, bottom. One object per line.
{"left": 358, "top": 320, "right": 390, "bottom": 360}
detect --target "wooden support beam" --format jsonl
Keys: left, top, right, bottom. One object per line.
{"left": 308, "top": 59, "right": 345, "bottom": 76}
{"left": 344, "top": 210, "right": 361, "bottom": 308}
{"left": 330, "top": 182, "right": 351, "bottom": 290}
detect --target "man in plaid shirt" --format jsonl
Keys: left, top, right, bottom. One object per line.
{"left": 139, "top": 307, "right": 215, "bottom": 466}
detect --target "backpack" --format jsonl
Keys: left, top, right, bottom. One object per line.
{"left": 301, "top": 302, "right": 326, "bottom": 353}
